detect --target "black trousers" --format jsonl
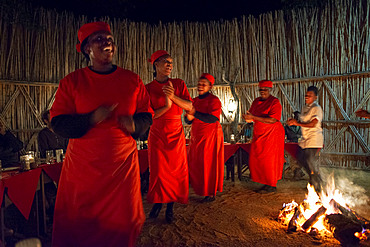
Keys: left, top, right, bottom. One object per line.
{"left": 296, "top": 146, "right": 324, "bottom": 193}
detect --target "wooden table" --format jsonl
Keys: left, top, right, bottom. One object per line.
{"left": 0, "top": 163, "right": 63, "bottom": 243}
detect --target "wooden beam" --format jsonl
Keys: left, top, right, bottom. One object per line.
{"left": 322, "top": 120, "right": 370, "bottom": 125}
{"left": 323, "top": 81, "right": 370, "bottom": 153}
{"left": 188, "top": 70, "right": 370, "bottom": 89}
{"left": 321, "top": 152, "right": 370, "bottom": 157}
{"left": 0, "top": 88, "right": 20, "bottom": 117}
{"left": 25, "top": 132, "right": 38, "bottom": 151}
{"left": 18, "top": 85, "right": 44, "bottom": 127}
{"left": 46, "top": 88, "right": 58, "bottom": 111}
{"left": 0, "top": 80, "right": 59, "bottom": 87}
{"left": 325, "top": 89, "right": 370, "bottom": 151}
{"left": 277, "top": 84, "right": 299, "bottom": 112}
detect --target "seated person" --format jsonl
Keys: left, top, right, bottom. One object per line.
{"left": 38, "top": 110, "right": 66, "bottom": 221}
{"left": 0, "top": 122, "right": 24, "bottom": 168}
{"left": 38, "top": 110, "right": 69, "bottom": 158}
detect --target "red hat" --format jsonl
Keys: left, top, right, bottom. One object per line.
{"left": 76, "top": 22, "right": 111, "bottom": 53}
{"left": 200, "top": 73, "right": 215, "bottom": 85}
{"left": 258, "top": 80, "right": 273, "bottom": 88}
{"left": 148, "top": 50, "right": 170, "bottom": 64}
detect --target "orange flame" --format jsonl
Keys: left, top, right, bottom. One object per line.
{"left": 279, "top": 178, "right": 367, "bottom": 240}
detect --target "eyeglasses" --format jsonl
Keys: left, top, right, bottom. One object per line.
{"left": 259, "top": 88, "right": 269, "bottom": 92}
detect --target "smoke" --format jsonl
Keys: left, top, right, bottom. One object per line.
{"left": 321, "top": 169, "right": 370, "bottom": 217}
{"left": 334, "top": 177, "right": 369, "bottom": 208}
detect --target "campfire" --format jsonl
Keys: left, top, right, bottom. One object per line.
{"left": 278, "top": 175, "right": 370, "bottom": 246}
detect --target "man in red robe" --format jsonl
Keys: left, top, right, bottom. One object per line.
{"left": 243, "top": 80, "right": 285, "bottom": 193}
{"left": 50, "top": 22, "right": 153, "bottom": 247}
{"left": 186, "top": 73, "right": 224, "bottom": 202}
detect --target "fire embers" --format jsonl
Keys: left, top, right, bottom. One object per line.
{"left": 278, "top": 184, "right": 370, "bottom": 246}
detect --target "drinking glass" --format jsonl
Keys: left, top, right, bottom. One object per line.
{"left": 46, "top": 150, "right": 54, "bottom": 164}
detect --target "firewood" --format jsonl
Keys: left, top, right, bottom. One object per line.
{"left": 287, "top": 206, "right": 301, "bottom": 233}
{"left": 302, "top": 206, "right": 327, "bottom": 231}
{"left": 329, "top": 199, "right": 370, "bottom": 228}
{"left": 324, "top": 214, "right": 362, "bottom": 246}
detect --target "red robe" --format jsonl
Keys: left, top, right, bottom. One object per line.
{"left": 50, "top": 67, "right": 151, "bottom": 247}
{"left": 146, "top": 78, "right": 191, "bottom": 204}
{"left": 249, "top": 95, "right": 285, "bottom": 187}
{"left": 188, "top": 93, "right": 224, "bottom": 196}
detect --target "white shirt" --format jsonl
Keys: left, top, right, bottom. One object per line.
{"left": 298, "top": 101, "right": 324, "bottom": 149}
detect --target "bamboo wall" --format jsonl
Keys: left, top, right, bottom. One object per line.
{"left": 0, "top": 0, "right": 369, "bottom": 169}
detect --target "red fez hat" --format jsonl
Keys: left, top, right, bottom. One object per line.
{"left": 258, "top": 80, "right": 273, "bottom": 88}
{"left": 76, "top": 21, "right": 111, "bottom": 52}
{"left": 148, "top": 50, "right": 170, "bottom": 64}
{"left": 200, "top": 73, "right": 215, "bottom": 85}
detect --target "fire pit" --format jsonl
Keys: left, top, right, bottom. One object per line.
{"left": 278, "top": 176, "right": 370, "bottom": 246}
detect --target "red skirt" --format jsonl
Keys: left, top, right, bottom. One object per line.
{"left": 147, "top": 116, "right": 189, "bottom": 204}
{"left": 188, "top": 120, "right": 224, "bottom": 196}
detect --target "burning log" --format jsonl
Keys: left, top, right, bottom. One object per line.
{"left": 287, "top": 206, "right": 302, "bottom": 233}
{"left": 329, "top": 199, "right": 370, "bottom": 228}
{"left": 352, "top": 212, "right": 370, "bottom": 229}
{"left": 301, "top": 206, "right": 327, "bottom": 231}
{"left": 278, "top": 201, "right": 298, "bottom": 225}
{"left": 324, "top": 214, "right": 363, "bottom": 246}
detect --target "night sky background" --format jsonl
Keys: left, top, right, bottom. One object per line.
{"left": 2, "top": 0, "right": 326, "bottom": 23}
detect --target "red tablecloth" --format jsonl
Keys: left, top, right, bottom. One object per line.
{"left": 237, "top": 142, "right": 299, "bottom": 159}
{"left": 238, "top": 143, "right": 251, "bottom": 153}
{"left": 284, "top": 142, "right": 299, "bottom": 159}
{"left": 224, "top": 143, "right": 240, "bottom": 162}
{"left": 0, "top": 168, "right": 42, "bottom": 220}
{"left": 41, "top": 163, "right": 63, "bottom": 184}
{"left": 0, "top": 163, "right": 63, "bottom": 220}
{"left": 138, "top": 149, "right": 149, "bottom": 174}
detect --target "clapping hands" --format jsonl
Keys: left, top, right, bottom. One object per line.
{"left": 163, "top": 81, "right": 175, "bottom": 100}
{"left": 91, "top": 104, "right": 118, "bottom": 125}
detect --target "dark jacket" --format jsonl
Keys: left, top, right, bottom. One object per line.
{"left": 37, "top": 127, "right": 69, "bottom": 158}
{"left": 0, "top": 131, "right": 23, "bottom": 167}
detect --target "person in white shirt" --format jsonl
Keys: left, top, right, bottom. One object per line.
{"left": 287, "top": 86, "right": 324, "bottom": 193}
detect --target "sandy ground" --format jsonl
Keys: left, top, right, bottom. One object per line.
{"left": 137, "top": 167, "right": 370, "bottom": 247}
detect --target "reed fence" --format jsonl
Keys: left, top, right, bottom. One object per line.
{"left": 0, "top": 0, "right": 369, "bottom": 169}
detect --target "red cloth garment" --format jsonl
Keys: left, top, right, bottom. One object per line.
{"left": 249, "top": 95, "right": 285, "bottom": 187}
{"left": 50, "top": 67, "right": 152, "bottom": 247}
{"left": 188, "top": 94, "right": 224, "bottom": 196}
{"left": 146, "top": 78, "right": 191, "bottom": 204}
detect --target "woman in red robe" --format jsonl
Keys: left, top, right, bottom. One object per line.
{"left": 146, "top": 50, "right": 192, "bottom": 223}
{"left": 186, "top": 73, "right": 224, "bottom": 202}
{"left": 242, "top": 80, "right": 285, "bottom": 193}
{"left": 50, "top": 22, "right": 153, "bottom": 247}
